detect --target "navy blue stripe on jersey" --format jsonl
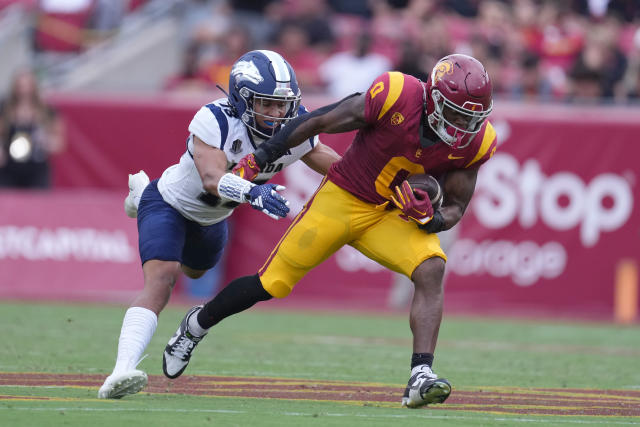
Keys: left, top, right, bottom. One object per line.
{"left": 186, "top": 135, "right": 193, "bottom": 158}
{"left": 206, "top": 103, "right": 229, "bottom": 148}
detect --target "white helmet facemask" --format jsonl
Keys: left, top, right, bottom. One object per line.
{"left": 427, "top": 89, "right": 492, "bottom": 149}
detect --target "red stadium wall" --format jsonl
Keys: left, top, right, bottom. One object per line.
{"left": 0, "top": 94, "right": 637, "bottom": 321}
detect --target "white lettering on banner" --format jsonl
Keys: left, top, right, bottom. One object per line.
{"left": 448, "top": 239, "right": 567, "bottom": 286}
{"left": 0, "top": 226, "right": 136, "bottom": 263}
{"left": 473, "top": 153, "right": 634, "bottom": 247}
{"left": 335, "top": 246, "right": 386, "bottom": 273}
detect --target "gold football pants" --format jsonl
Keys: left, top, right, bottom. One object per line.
{"left": 259, "top": 179, "right": 446, "bottom": 298}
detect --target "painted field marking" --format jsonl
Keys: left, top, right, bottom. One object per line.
{"left": 1, "top": 372, "right": 639, "bottom": 417}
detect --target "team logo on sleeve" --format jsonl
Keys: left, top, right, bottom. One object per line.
{"left": 391, "top": 112, "right": 404, "bottom": 125}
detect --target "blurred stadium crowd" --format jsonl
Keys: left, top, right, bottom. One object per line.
{"left": 2, "top": 0, "right": 640, "bottom": 104}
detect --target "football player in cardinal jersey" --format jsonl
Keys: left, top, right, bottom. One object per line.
{"left": 97, "top": 50, "right": 340, "bottom": 399}
{"left": 164, "top": 54, "right": 497, "bottom": 408}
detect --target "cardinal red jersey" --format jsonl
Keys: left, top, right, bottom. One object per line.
{"left": 327, "top": 72, "right": 498, "bottom": 205}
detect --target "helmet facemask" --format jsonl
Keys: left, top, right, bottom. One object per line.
{"left": 239, "top": 85, "right": 301, "bottom": 140}
{"left": 428, "top": 89, "right": 492, "bottom": 149}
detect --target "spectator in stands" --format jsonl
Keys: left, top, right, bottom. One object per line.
{"left": 569, "top": 17, "right": 627, "bottom": 99}
{"left": 0, "top": 69, "right": 64, "bottom": 189}
{"left": 273, "top": 0, "right": 335, "bottom": 54}
{"left": 408, "top": 14, "right": 452, "bottom": 76}
{"left": 202, "top": 25, "right": 253, "bottom": 87}
{"left": 395, "top": 39, "right": 429, "bottom": 82}
{"left": 176, "top": 0, "right": 233, "bottom": 55}
{"left": 531, "top": 1, "right": 585, "bottom": 98}
{"left": 367, "top": 0, "right": 407, "bottom": 64}
{"left": 34, "top": 0, "right": 94, "bottom": 52}
{"left": 228, "top": 0, "right": 280, "bottom": 43}
{"left": 87, "top": 0, "right": 127, "bottom": 42}
{"left": 510, "top": 51, "right": 553, "bottom": 101}
{"left": 163, "top": 40, "right": 215, "bottom": 94}
{"left": 566, "top": 62, "right": 605, "bottom": 103}
{"left": 270, "top": 21, "right": 325, "bottom": 93}
{"left": 326, "top": 0, "right": 371, "bottom": 18}
{"left": 318, "top": 29, "right": 392, "bottom": 98}
{"left": 618, "top": 28, "right": 640, "bottom": 101}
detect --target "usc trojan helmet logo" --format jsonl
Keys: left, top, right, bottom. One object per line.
{"left": 431, "top": 60, "right": 453, "bottom": 84}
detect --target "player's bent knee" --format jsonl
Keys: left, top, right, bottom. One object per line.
{"left": 181, "top": 265, "right": 206, "bottom": 279}
{"left": 143, "top": 260, "right": 182, "bottom": 288}
{"left": 261, "top": 278, "right": 293, "bottom": 299}
{"left": 412, "top": 256, "right": 446, "bottom": 283}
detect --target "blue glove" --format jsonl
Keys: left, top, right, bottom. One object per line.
{"left": 246, "top": 184, "right": 290, "bottom": 220}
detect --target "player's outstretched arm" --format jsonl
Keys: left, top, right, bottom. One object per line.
{"left": 193, "top": 135, "right": 290, "bottom": 220}
{"left": 255, "top": 93, "right": 366, "bottom": 168}
{"left": 193, "top": 136, "right": 230, "bottom": 196}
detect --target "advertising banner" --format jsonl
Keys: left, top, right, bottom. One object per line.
{"left": 445, "top": 105, "right": 638, "bottom": 318}
{"left": 0, "top": 190, "right": 141, "bottom": 302}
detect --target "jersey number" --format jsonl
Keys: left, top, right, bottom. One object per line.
{"left": 374, "top": 156, "right": 425, "bottom": 200}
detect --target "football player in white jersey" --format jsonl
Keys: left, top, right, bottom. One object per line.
{"left": 98, "top": 50, "right": 340, "bottom": 399}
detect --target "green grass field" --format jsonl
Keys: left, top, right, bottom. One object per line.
{"left": 1, "top": 301, "right": 639, "bottom": 426}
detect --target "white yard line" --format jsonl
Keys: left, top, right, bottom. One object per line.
{"left": 1, "top": 407, "right": 639, "bottom": 425}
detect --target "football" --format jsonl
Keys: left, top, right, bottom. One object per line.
{"left": 406, "top": 174, "right": 443, "bottom": 210}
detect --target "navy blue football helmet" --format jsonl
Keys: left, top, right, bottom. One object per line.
{"left": 228, "top": 50, "right": 301, "bottom": 139}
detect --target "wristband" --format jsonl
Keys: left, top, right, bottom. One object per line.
{"left": 217, "top": 173, "right": 255, "bottom": 203}
{"left": 419, "top": 210, "right": 445, "bottom": 234}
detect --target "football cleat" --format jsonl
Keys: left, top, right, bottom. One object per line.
{"left": 401, "top": 364, "right": 451, "bottom": 408}
{"left": 124, "top": 170, "right": 150, "bottom": 218}
{"left": 98, "top": 369, "right": 148, "bottom": 399}
{"left": 163, "top": 306, "right": 207, "bottom": 379}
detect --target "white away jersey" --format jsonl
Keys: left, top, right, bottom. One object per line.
{"left": 157, "top": 98, "right": 318, "bottom": 225}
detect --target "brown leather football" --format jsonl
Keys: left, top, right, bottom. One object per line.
{"left": 406, "top": 174, "right": 443, "bottom": 210}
